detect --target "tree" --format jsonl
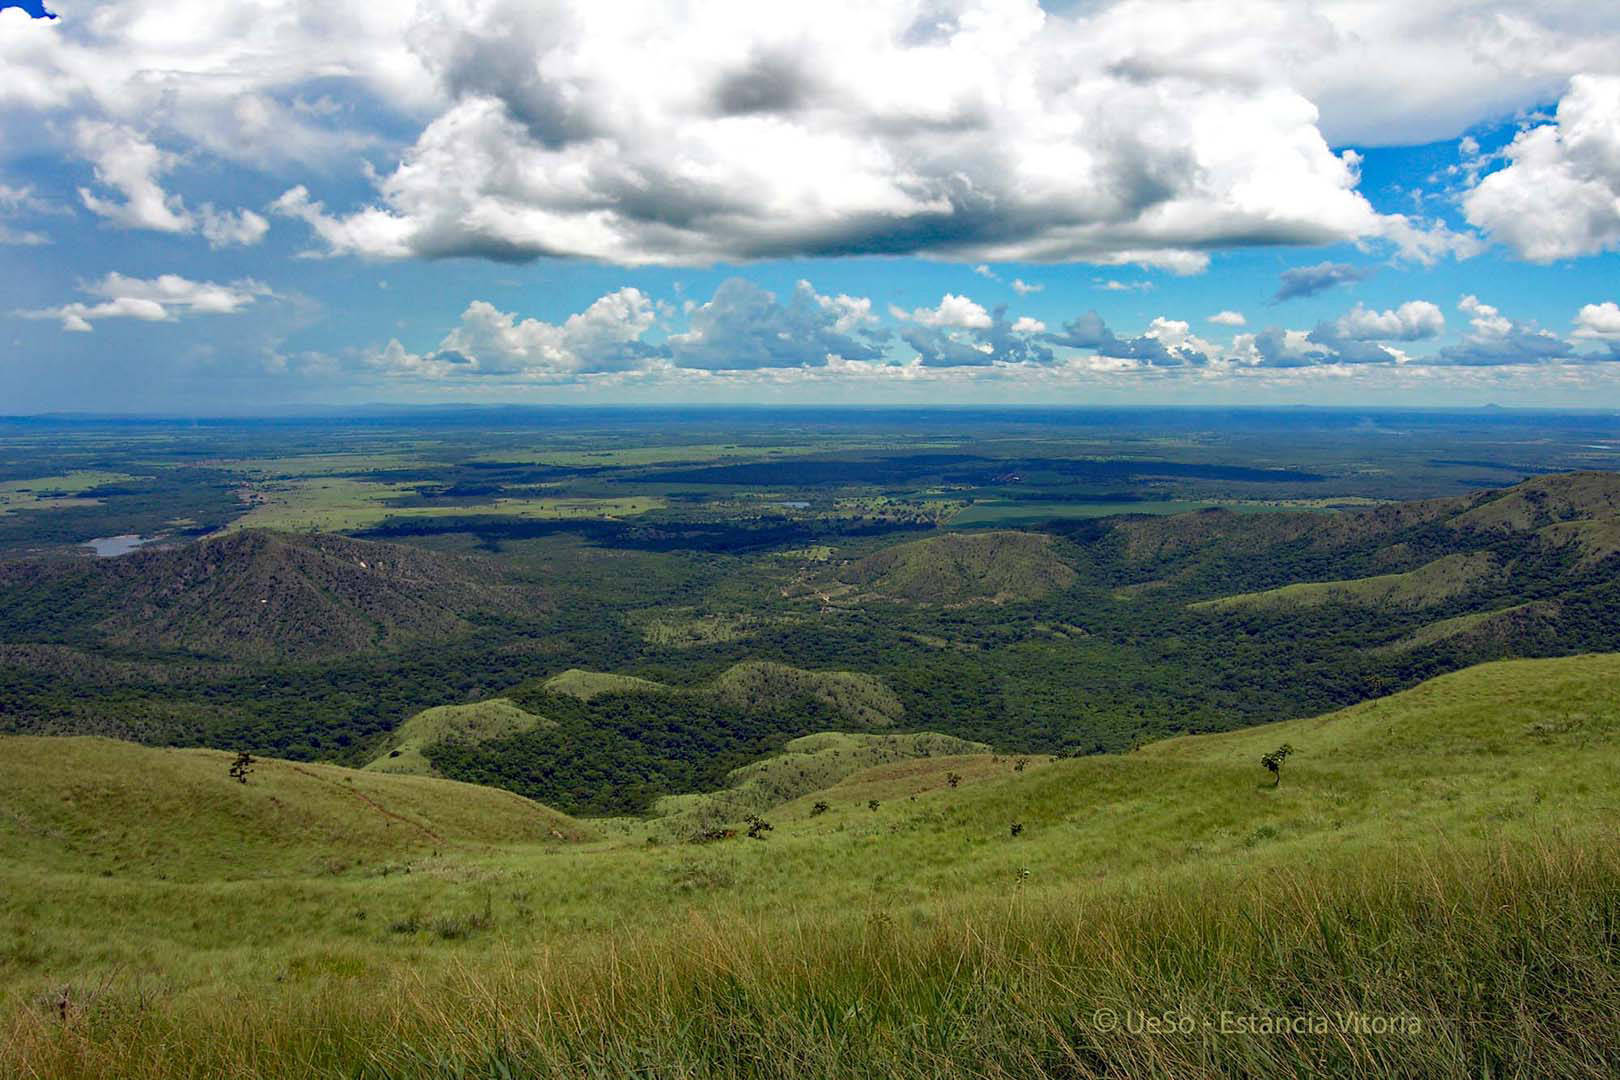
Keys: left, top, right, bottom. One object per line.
{"left": 229, "top": 751, "right": 256, "bottom": 785}
{"left": 810, "top": 800, "right": 829, "bottom": 816}
{"left": 1260, "top": 744, "right": 1295, "bottom": 787}
{"left": 945, "top": 772, "right": 962, "bottom": 789}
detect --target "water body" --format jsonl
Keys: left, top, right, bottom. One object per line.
{"left": 84, "top": 534, "right": 158, "bottom": 557}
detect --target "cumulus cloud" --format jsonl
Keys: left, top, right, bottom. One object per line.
{"left": 1435, "top": 295, "right": 1571, "bottom": 366}
{"left": 372, "top": 289, "right": 660, "bottom": 378}
{"left": 198, "top": 205, "right": 270, "bottom": 249}
{"left": 669, "top": 279, "right": 885, "bottom": 370}
{"left": 902, "top": 304, "right": 1055, "bottom": 368}
{"left": 1274, "top": 261, "right": 1373, "bottom": 302}
{"left": 901, "top": 294, "right": 993, "bottom": 330}
{"left": 10, "top": 1, "right": 1615, "bottom": 271}
{"left": 1208, "top": 310, "right": 1246, "bottom": 327}
{"left": 263, "top": 0, "right": 1421, "bottom": 267}
{"left": 1464, "top": 75, "right": 1620, "bottom": 261}
{"left": 1574, "top": 301, "right": 1620, "bottom": 340}
{"left": 74, "top": 121, "right": 192, "bottom": 233}
{"left": 1332, "top": 301, "right": 1445, "bottom": 342}
{"left": 73, "top": 121, "right": 268, "bottom": 246}
{"left": 1041, "top": 311, "right": 1208, "bottom": 367}
{"left": 19, "top": 272, "right": 272, "bottom": 332}
{"left": 374, "top": 279, "right": 895, "bottom": 379}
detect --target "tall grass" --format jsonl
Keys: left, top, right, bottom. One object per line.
{"left": 9, "top": 832, "right": 1617, "bottom": 1079}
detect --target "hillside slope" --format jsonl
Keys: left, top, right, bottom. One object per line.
{"left": 0, "top": 529, "right": 531, "bottom": 661}
{"left": 832, "top": 530, "right": 1078, "bottom": 604}
{"left": 0, "top": 737, "right": 586, "bottom": 880}
{"left": 364, "top": 698, "right": 553, "bottom": 776}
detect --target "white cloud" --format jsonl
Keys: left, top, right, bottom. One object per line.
{"left": 1011, "top": 279, "right": 1042, "bottom": 295}
{"left": 73, "top": 121, "right": 269, "bottom": 245}
{"left": 262, "top": 1, "right": 1411, "bottom": 267}
{"left": 19, "top": 272, "right": 272, "bottom": 332}
{"left": 1010, "top": 316, "right": 1045, "bottom": 334}
{"left": 1333, "top": 301, "right": 1445, "bottom": 341}
{"left": 1208, "top": 310, "right": 1246, "bottom": 327}
{"left": 1574, "top": 301, "right": 1620, "bottom": 340}
{"left": 74, "top": 121, "right": 191, "bottom": 233}
{"left": 905, "top": 294, "right": 993, "bottom": 330}
{"left": 1437, "top": 295, "right": 1570, "bottom": 365}
{"left": 1464, "top": 75, "right": 1620, "bottom": 261}
{"left": 8, "top": 1, "right": 1615, "bottom": 270}
{"left": 198, "top": 205, "right": 270, "bottom": 249}
{"left": 431, "top": 289, "right": 658, "bottom": 377}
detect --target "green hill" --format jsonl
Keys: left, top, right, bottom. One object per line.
{"left": 710, "top": 660, "right": 904, "bottom": 726}
{"left": 364, "top": 698, "right": 552, "bottom": 776}
{"left": 0, "top": 529, "right": 528, "bottom": 661}
{"left": 832, "top": 530, "right": 1079, "bottom": 604}
{"left": 542, "top": 668, "right": 670, "bottom": 700}
{"left": 1378, "top": 600, "right": 1562, "bottom": 654}
{"left": 0, "top": 736, "right": 587, "bottom": 882}
{"left": 535, "top": 660, "right": 901, "bottom": 725}
{"left": 1191, "top": 551, "right": 1499, "bottom": 612}
{"left": 1449, "top": 470, "right": 1620, "bottom": 533}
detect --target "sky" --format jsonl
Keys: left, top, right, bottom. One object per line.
{"left": 2, "top": 1, "right": 1620, "bottom": 413}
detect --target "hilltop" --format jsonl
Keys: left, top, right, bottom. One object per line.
{"left": 829, "top": 530, "right": 1079, "bottom": 605}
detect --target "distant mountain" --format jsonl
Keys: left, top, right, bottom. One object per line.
{"left": 0, "top": 530, "right": 530, "bottom": 661}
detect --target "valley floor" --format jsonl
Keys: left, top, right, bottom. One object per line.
{"left": 4, "top": 654, "right": 1620, "bottom": 1078}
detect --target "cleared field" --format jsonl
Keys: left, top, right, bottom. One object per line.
{"left": 0, "top": 471, "right": 140, "bottom": 516}
{"left": 226, "top": 477, "right": 666, "bottom": 531}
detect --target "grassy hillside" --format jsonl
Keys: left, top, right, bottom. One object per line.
{"left": 542, "top": 668, "right": 670, "bottom": 700}
{"left": 649, "top": 730, "right": 987, "bottom": 833}
{"left": 832, "top": 530, "right": 1079, "bottom": 604}
{"left": 5, "top": 655, "right": 1620, "bottom": 1077}
{"left": 0, "top": 737, "right": 586, "bottom": 882}
{"left": 1449, "top": 470, "right": 1620, "bottom": 533}
{"left": 710, "top": 660, "right": 904, "bottom": 726}
{"left": 1191, "top": 551, "right": 1499, "bottom": 612}
{"left": 1378, "top": 599, "right": 1562, "bottom": 654}
{"left": 363, "top": 698, "right": 551, "bottom": 776}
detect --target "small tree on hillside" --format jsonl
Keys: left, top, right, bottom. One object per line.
{"left": 1260, "top": 744, "right": 1295, "bottom": 787}
{"left": 229, "top": 752, "right": 255, "bottom": 785}
{"left": 946, "top": 772, "right": 962, "bottom": 789}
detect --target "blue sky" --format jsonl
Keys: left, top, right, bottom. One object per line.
{"left": 2, "top": 1, "right": 1619, "bottom": 413}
